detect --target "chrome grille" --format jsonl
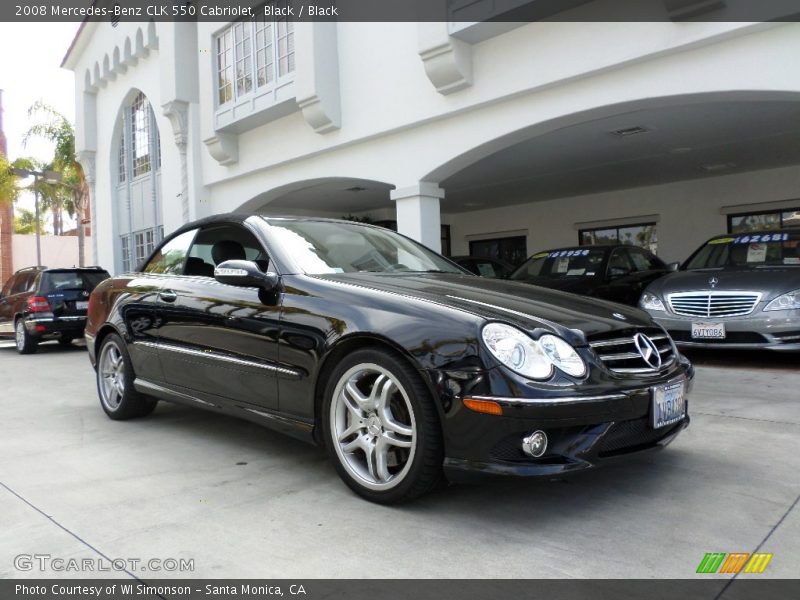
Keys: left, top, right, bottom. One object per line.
{"left": 668, "top": 292, "right": 761, "bottom": 318}
{"left": 588, "top": 328, "right": 676, "bottom": 375}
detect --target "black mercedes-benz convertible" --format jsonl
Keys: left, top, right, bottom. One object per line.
{"left": 86, "top": 214, "right": 693, "bottom": 503}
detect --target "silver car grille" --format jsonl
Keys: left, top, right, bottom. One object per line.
{"left": 668, "top": 292, "right": 761, "bottom": 318}
{"left": 588, "top": 328, "right": 676, "bottom": 375}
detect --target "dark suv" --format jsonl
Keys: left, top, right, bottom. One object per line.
{"left": 0, "top": 266, "right": 110, "bottom": 354}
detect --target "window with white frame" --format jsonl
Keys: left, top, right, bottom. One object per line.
{"left": 134, "top": 228, "right": 158, "bottom": 266}
{"left": 216, "top": 4, "right": 295, "bottom": 107}
{"left": 121, "top": 235, "right": 132, "bottom": 272}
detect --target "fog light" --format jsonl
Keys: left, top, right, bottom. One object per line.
{"left": 522, "top": 430, "right": 548, "bottom": 458}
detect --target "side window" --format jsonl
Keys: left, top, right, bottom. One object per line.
{"left": 1, "top": 275, "right": 17, "bottom": 297}
{"left": 143, "top": 229, "right": 198, "bottom": 274}
{"left": 185, "top": 223, "right": 270, "bottom": 277}
{"left": 607, "top": 249, "right": 633, "bottom": 276}
{"left": 11, "top": 273, "right": 33, "bottom": 295}
{"left": 631, "top": 249, "right": 665, "bottom": 271}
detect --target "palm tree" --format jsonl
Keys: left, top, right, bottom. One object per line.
{"left": 24, "top": 101, "right": 89, "bottom": 266}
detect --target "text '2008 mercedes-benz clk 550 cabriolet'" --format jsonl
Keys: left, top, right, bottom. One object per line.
{"left": 85, "top": 214, "right": 693, "bottom": 503}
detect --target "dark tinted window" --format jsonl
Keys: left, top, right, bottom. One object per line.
{"left": 39, "top": 271, "right": 110, "bottom": 294}
{"left": 1, "top": 276, "right": 16, "bottom": 297}
{"left": 10, "top": 272, "right": 36, "bottom": 295}
{"left": 607, "top": 248, "right": 634, "bottom": 276}
{"left": 469, "top": 236, "right": 527, "bottom": 266}
{"left": 510, "top": 248, "right": 606, "bottom": 280}
{"left": 143, "top": 229, "right": 198, "bottom": 274}
{"left": 628, "top": 248, "right": 665, "bottom": 271}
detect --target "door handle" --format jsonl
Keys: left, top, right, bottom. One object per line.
{"left": 159, "top": 290, "right": 178, "bottom": 303}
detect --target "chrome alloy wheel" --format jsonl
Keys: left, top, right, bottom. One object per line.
{"left": 330, "top": 363, "right": 417, "bottom": 491}
{"left": 99, "top": 340, "right": 126, "bottom": 411}
{"left": 15, "top": 320, "right": 25, "bottom": 351}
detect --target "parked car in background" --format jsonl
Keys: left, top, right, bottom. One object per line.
{"left": 86, "top": 214, "right": 692, "bottom": 504}
{"left": 451, "top": 255, "right": 516, "bottom": 278}
{"left": 640, "top": 230, "right": 800, "bottom": 350}
{"left": 509, "top": 244, "right": 674, "bottom": 306}
{"left": 0, "top": 266, "right": 111, "bottom": 354}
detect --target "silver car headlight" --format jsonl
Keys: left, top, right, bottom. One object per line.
{"left": 538, "top": 334, "right": 587, "bottom": 377}
{"left": 481, "top": 323, "right": 586, "bottom": 380}
{"left": 764, "top": 289, "right": 800, "bottom": 312}
{"left": 639, "top": 292, "right": 666, "bottom": 311}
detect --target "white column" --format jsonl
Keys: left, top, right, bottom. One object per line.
{"left": 390, "top": 182, "right": 444, "bottom": 253}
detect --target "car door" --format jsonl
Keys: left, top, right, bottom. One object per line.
{"left": 627, "top": 248, "right": 669, "bottom": 302}
{"left": 596, "top": 248, "right": 639, "bottom": 305}
{"left": 155, "top": 222, "right": 281, "bottom": 410}
{"left": 0, "top": 274, "right": 19, "bottom": 336}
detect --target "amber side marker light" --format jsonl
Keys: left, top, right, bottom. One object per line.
{"left": 463, "top": 398, "right": 503, "bottom": 416}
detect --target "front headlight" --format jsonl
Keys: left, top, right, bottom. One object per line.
{"left": 764, "top": 289, "right": 800, "bottom": 312}
{"left": 538, "top": 334, "right": 587, "bottom": 377}
{"left": 639, "top": 292, "right": 666, "bottom": 311}
{"left": 481, "top": 323, "right": 586, "bottom": 380}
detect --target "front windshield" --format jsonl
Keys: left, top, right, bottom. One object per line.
{"left": 685, "top": 232, "right": 800, "bottom": 270}
{"left": 264, "top": 219, "right": 464, "bottom": 275}
{"left": 510, "top": 248, "right": 606, "bottom": 280}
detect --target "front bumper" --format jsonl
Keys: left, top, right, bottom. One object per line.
{"left": 440, "top": 362, "right": 693, "bottom": 479}
{"left": 649, "top": 311, "right": 800, "bottom": 351}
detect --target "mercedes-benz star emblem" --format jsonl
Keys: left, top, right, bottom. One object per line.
{"left": 633, "top": 333, "right": 662, "bottom": 369}
{"left": 709, "top": 277, "right": 719, "bottom": 288}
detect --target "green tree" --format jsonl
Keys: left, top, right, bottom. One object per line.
{"left": 24, "top": 101, "right": 89, "bottom": 265}
{"left": 14, "top": 208, "right": 40, "bottom": 234}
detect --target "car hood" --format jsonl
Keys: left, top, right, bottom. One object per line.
{"left": 510, "top": 275, "right": 597, "bottom": 294}
{"left": 316, "top": 272, "right": 654, "bottom": 345}
{"left": 647, "top": 267, "right": 800, "bottom": 298}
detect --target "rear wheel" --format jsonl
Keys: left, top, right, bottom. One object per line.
{"left": 322, "top": 348, "right": 443, "bottom": 504}
{"left": 97, "top": 333, "right": 157, "bottom": 420}
{"left": 15, "top": 319, "right": 38, "bottom": 355}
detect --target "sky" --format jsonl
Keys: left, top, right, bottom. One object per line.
{"left": 0, "top": 22, "right": 81, "bottom": 218}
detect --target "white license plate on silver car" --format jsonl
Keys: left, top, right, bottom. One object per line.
{"left": 76, "top": 301, "right": 89, "bottom": 310}
{"left": 651, "top": 379, "right": 686, "bottom": 429}
{"left": 691, "top": 322, "right": 725, "bottom": 339}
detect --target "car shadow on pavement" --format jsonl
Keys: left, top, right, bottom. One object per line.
{"left": 682, "top": 347, "right": 798, "bottom": 371}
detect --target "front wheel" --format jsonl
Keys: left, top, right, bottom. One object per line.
{"left": 96, "top": 333, "right": 157, "bottom": 420}
{"left": 322, "top": 348, "right": 443, "bottom": 504}
{"left": 15, "top": 319, "right": 38, "bottom": 354}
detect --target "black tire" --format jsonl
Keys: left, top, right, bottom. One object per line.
{"left": 96, "top": 332, "right": 157, "bottom": 420}
{"left": 15, "top": 319, "right": 38, "bottom": 355}
{"left": 322, "top": 347, "right": 443, "bottom": 504}
{"left": 59, "top": 335, "right": 75, "bottom": 347}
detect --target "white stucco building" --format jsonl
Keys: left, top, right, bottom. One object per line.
{"left": 62, "top": 8, "right": 800, "bottom": 274}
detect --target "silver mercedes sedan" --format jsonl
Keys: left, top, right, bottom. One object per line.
{"left": 639, "top": 230, "right": 800, "bottom": 350}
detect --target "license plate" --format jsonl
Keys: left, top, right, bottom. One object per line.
{"left": 76, "top": 301, "right": 89, "bottom": 310}
{"left": 691, "top": 322, "right": 725, "bottom": 339}
{"left": 651, "top": 379, "right": 686, "bottom": 429}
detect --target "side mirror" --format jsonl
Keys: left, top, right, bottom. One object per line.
{"left": 214, "top": 260, "right": 279, "bottom": 290}
{"left": 667, "top": 262, "right": 680, "bottom": 272}
{"left": 608, "top": 266, "right": 631, "bottom": 279}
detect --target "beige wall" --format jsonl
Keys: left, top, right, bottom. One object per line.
{"left": 12, "top": 235, "right": 95, "bottom": 271}
{"left": 445, "top": 165, "right": 800, "bottom": 264}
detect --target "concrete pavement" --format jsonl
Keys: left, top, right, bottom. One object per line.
{"left": 0, "top": 340, "right": 798, "bottom": 579}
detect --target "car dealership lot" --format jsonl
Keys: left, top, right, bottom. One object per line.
{"left": 0, "top": 341, "right": 798, "bottom": 579}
